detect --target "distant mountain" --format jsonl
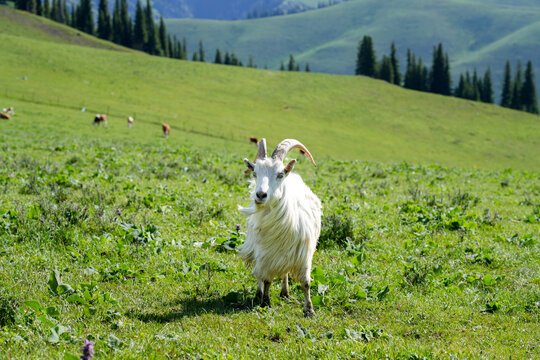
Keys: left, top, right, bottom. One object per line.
{"left": 165, "top": 0, "right": 540, "bottom": 98}
{"left": 143, "top": 0, "right": 329, "bottom": 20}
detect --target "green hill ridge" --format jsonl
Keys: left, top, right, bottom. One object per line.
{"left": 165, "top": 0, "right": 540, "bottom": 96}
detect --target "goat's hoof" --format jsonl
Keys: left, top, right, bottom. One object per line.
{"left": 303, "top": 308, "right": 315, "bottom": 317}
{"left": 261, "top": 297, "right": 271, "bottom": 308}
{"left": 280, "top": 292, "right": 291, "bottom": 300}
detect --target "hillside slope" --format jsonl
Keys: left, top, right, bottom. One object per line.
{"left": 165, "top": 0, "right": 540, "bottom": 96}
{"left": 1, "top": 6, "right": 539, "bottom": 171}
{"left": 0, "top": 6, "right": 135, "bottom": 52}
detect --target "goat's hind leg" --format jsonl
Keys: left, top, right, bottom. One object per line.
{"left": 254, "top": 280, "right": 263, "bottom": 305}
{"left": 280, "top": 273, "right": 290, "bottom": 299}
{"left": 299, "top": 268, "right": 314, "bottom": 317}
{"left": 261, "top": 280, "right": 272, "bottom": 308}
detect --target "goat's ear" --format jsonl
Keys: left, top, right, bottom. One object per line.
{"left": 244, "top": 158, "right": 255, "bottom": 172}
{"left": 284, "top": 159, "right": 296, "bottom": 174}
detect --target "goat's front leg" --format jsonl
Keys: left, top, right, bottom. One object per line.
{"left": 299, "top": 269, "right": 314, "bottom": 317}
{"left": 280, "top": 273, "right": 290, "bottom": 299}
{"left": 261, "top": 280, "right": 271, "bottom": 308}
{"left": 254, "top": 280, "right": 264, "bottom": 305}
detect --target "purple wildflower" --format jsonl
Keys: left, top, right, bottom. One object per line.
{"left": 116, "top": 208, "right": 122, "bottom": 216}
{"left": 81, "top": 339, "right": 94, "bottom": 360}
{"left": 235, "top": 224, "right": 241, "bottom": 232}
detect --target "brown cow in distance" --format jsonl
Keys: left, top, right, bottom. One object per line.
{"left": 0, "top": 112, "right": 10, "bottom": 120}
{"left": 162, "top": 123, "right": 170, "bottom": 138}
{"left": 250, "top": 136, "right": 258, "bottom": 144}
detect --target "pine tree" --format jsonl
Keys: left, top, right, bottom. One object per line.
{"left": 355, "top": 36, "right": 376, "bottom": 77}
{"left": 224, "top": 52, "right": 231, "bottom": 65}
{"left": 472, "top": 69, "right": 481, "bottom": 101}
{"left": 144, "top": 0, "right": 159, "bottom": 54}
{"left": 390, "top": 41, "right": 401, "bottom": 85}
{"left": 430, "top": 43, "right": 451, "bottom": 95}
{"left": 16, "top": 0, "right": 37, "bottom": 13}
{"left": 378, "top": 55, "right": 394, "bottom": 83}
{"left": 70, "top": 4, "right": 76, "bottom": 27}
{"left": 481, "top": 68, "right": 494, "bottom": 103}
{"left": 455, "top": 74, "right": 465, "bottom": 98}
{"left": 192, "top": 52, "right": 199, "bottom": 61}
{"left": 181, "top": 38, "right": 187, "bottom": 60}
{"left": 214, "top": 49, "right": 222, "bottom": 64}
{"left": 198, "top": 40, "right": 205, "bottom": 62}
{"left": 62, "top": 0, "right": 69, "bottom": 24}
{"left": 511, "top": 61, "right": 523, "bottom": 110}
{"left": 404, "top": 49, "right": 414, "bottom": 89}
{"left": 51, "top": 0, "right": 60, "bottom": 22}
{"left": 418, "top": 58, "right": 429, "bottom": 92}
{"left": 305, "top": 63, "right": 310, "bottom": 72}
{"left": 133, "top": 0, "right": 147, "bottom": 50}
{"left": 280, "top": 62, "right": 285, "bottom": 71}
{"left": 77, "top": 0, "right": 94, "bottom": 35}
{"left": 520, "top": 60, "right": 539, "bottom": 114}
{"left": 248, "top": 55, "right": 255, "bottom": 68}
{"left": 167, "top": 35, "right": 173, "bottom": 58}
{"left": 500, "top": 61, "right": 512, "bottom": 107}
{"left": 112, "top": 0, "right": 130, "bottom": 45}
{"left": 97, "top": 0, "right": 112, "bottom": 40}
{"left": 158, "top": 16, "right": 168, "bottom": 57}
{"left": 43, "top": 0, "right": 50, "bottom": 18}
{"left": 288, "top": 54, "right": 295, "bottom": 71}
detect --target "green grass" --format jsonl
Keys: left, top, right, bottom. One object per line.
{"left": 0, "top": 96, "right": 539, "bottom": 359}
{"left": 165, "top": 0, "right": 540, "bottom": 95}
{"left": 1, "top": 7, "right": 539, "bottom": 172}
{"left": 0, "top": 8, "right": 539, "bottom": 358}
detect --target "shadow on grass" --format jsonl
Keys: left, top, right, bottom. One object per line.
{"left": 127, "top": 293, "right": 256, "bottom": 323}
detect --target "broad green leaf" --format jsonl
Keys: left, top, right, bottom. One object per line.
{"left": 22, "top": 300, "right": 43, "bottom": 312}
{"left": 48, "top": 325, "right": 69, "bottom": 344}
{"left": 46, "top": 306, "right": 60, "bottom": 318}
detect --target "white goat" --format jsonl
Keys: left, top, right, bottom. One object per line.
{"left": 239, "top": 138, "right": 321, "bottom": 316}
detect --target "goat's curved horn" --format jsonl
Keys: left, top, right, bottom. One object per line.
{"left": 258, "top": 138, "right": 267, "bottom": 160}
{"left": 271, "top": 139, "right": 316, "bottom": 167}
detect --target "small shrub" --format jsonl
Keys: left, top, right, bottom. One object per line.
{"left": 449, "top": 190, "right": 479, "bottom": 210}
{"left": 318, "top": 213, "right": 355, "bottom": 249}
{"left": 0, "top": 292, "right": 18, "bottom": 326}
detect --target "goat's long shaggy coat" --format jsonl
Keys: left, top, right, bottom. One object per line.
{"left": 239, "top": 173, "right": 321, "bottom": 283}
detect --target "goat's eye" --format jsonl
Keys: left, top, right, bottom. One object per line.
{"left": 253, "top": 172, "right": 257, "bottom": 178}
{"left": 277, "top": 172, "right": 285, "bottom": 179}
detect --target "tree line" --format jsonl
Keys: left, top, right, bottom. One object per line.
{"left": 355, "top": 36, "right": 538, "bottom": 114}
{"left": 13, "top": 0, "right": 271, "bottom": 68}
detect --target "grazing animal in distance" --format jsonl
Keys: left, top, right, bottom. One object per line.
{"left": 250, "top": 136, "right": 258, "bottom": 144}
{"left": 127, "top": 116, "right": 134, "bottom": 128}
{"left": 162, "top": 123, "right": 170, "bottom": 138}
{"left": 93, "top": 114, "right": 107, "bottom": 126}
{"left": 0, "top": 112, "right": 10, "bottom": 120}
{"left": 2, "top": 107, "right": 15, "bottom": 116}
{"left": 239, "top": 138, "right": 321, "bottom": 316}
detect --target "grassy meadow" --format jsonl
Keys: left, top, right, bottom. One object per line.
{"left": 0, "top": 7, "right": 539, "bottom": 359}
